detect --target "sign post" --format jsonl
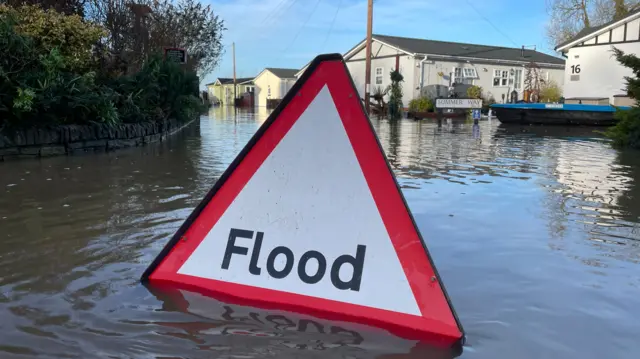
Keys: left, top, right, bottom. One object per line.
{"left": 435, "top": 97, "right": 483, "bottom": 125}
{"left": 141, "top": 53, "right": 465, "bottom": 351}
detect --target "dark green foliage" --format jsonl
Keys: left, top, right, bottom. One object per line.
{"left": 388, "top": 70, "right": 403, "bottom": 119}
{"left": 603, "top": 47, "right": 640, "bottom": 149}
{"left": 0, "top": 13, "right": 204, "bottom": 130}
{"left": 408, "top": 97, "right": 434, "bottom": 112}
{"left": 611, "top": 47, "right": 640, "bottom": 100}
{"left": 606, "top": 107, "right": 640, "bottom": 148}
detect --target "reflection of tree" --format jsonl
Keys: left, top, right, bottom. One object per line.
{"left": 612, "top": 149, "right": 640, "bottom": 224}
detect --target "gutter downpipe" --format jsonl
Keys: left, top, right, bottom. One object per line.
{"left": 419, "top": 55, "right": 429, "bottom": 95}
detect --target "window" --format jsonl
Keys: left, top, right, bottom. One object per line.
{"left": 375, "top": 67, "right": 383, "bottom": 85}
{"left": 514, "top": 68, "right": 523, "bottom": 89}
{"left": 245, "top": 86, "right": 254, "bottom": 93}
{"left": 452, "top": 67, "right": 476, "bottom": 85}
{"left": 493, "top": 69, "right": 509, "bottom": 86}
{"left": 463, "top": 68, "right": 477, "bottom": 78}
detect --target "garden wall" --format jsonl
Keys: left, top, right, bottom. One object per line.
{"left": 0, "top": 118, "right": 197, "bottom": 161}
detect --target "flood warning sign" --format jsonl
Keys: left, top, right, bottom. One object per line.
{"left": 141, "top": 53, "right": 464, "bottom": 348}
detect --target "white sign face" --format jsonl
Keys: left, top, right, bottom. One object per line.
{"left": 178, "top": 86, "right": 421, "bottom": 316}
{"left": 435, "top": 98, "right": 483, "bottom": 109}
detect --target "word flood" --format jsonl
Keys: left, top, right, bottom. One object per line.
{"left": 221, "top": 228, "right": 366, "bottom": 291}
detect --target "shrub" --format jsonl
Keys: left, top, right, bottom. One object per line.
{"left": 604, "top": 107, "right": 640, "bottom": 148}
{"left": 467, "top": 85, "right": 482, "bottom": 99}
{"left": 0, "top": 4, "right": 106, "bottom": 72}
{"left": 540, "top": 80, "right": 562, "bottom": 102}
{"left": 388, "top": 70, "right": 403, "bottom": 119}
{"left": 0, "top": 11, "right": 203, "bottom": 129}
{"left": 603, "top": 47, "right": 640, "bottom": 149}
{"left": 408, "top": 96, "right": 434, "bottom": 112}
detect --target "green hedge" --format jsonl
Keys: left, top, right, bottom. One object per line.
{"left": 0, "top": 5, "right": 204, "bottom": 130}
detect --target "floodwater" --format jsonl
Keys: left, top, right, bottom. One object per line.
{"left": 1, "top": 106, "right": 640, "bottom": 359}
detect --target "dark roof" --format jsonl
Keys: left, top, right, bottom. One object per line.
{"left": 372, "top": 34, "right": 565, "bottom": 65}
{"left": 265, "top": 68, "right": 299, "bottom": 78}
{"left": 215, "top": 77, "right": 254, "bottom": 85}
{"left": 555, "top": 7, "right": 640, "bottom": 50}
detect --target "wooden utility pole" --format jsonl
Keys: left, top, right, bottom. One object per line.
{"left": 364, "top": 0, "right": 373, "bottom": 114}
{"left": 233, "top": 42, "right": 237, "bottom": 103}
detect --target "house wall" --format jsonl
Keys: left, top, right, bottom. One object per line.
{"left": 280, "top": 78, "right": 297, "bottom": 99}
{"left": 254, "top": 71, "right": 274, "bottom": 107}
{"left": 254, "top": 70, "right": 298, "bottom": 107}
{"left": 560, "top": 16, "right": 640, "bottom": 103}
{"left": 421, "top": 60, "right": 564, "bottom": 102}
{"left": 343, "top": 40, "right": 564, "bottom": 107}
{"left": 207, "top": 85, "right": 218, "bottom": 103}
{"left": 563, "top": 42, "right": 640, "bottom": 102}
{"left": 345, "top": 41, "right": 414, "bottom": 107}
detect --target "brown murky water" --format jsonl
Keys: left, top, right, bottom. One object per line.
{"left": 1, "top": 107, "right": 640, "bottom": 358}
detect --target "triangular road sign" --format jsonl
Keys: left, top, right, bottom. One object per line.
{"left": 141, "top": 53, "right": 464, "bottom": 349}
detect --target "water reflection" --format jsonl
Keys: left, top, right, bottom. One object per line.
{"left": 143, "top": 285, "right": 459, "bottom": 359}
{"left": 1, "top": 112, "right": 640, "bottom": 358}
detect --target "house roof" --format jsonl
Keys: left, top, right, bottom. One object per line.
{"left": 264, "top": 68, "right": 299, "bottom": 78}
{"left": 214, "top": 77, "right": 255, "bottom": 85}
{"left": 367, "top": 34, "right": 565, "bottom": 65}
{"left": 554, "top": 7, "right": 640, "bottom": 51}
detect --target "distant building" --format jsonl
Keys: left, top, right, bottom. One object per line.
{"left": 206, "top": 77, "right": 255, "bottom": 106}
{"left": 555, "top": 8, "right": 640, "bottom": 106}
{"left": 253, "top": 68, "right": 298, "bottom": 107}
{"left": 297, "top": 34, "right": 565, "bottom": 106}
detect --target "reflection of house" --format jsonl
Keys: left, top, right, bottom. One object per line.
{"left": 296, "top": 34, "right": 565, "bottom": 105}
{"left": 253, "top": 68, "right": 298, "bottom": 107}
{"left": 206, "top": 77, "right": 255, "bottom": 106}
{"left": 555, "top": 8, "right": 640, "bottom": 106}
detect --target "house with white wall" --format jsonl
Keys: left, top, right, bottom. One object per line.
{"left": 253, "top": 68, "right": 299, "bottom": 107}
{"left": 206, "top": 77, "right": 255, "bottom": 106}
{"left": 297, "top": 34, "right": 565, "bottom": 106}
{"left": 555, "top": 7, "right": 640, "bottom": 106}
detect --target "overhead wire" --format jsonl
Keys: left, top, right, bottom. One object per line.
{"left": 274, "top": 0, "right": 323, "bottom": 64}
{"left": 321, "top": 0, "right": 344, "bottom": 52}
{"left": 463, "top": 0, "right": 518, "bottom": 47}
{"left": 222, "top": 0, "right": 293, "bottom": 49}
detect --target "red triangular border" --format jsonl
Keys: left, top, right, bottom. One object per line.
{"left": 141, "top": 54, "right": 464, "bottom": 349}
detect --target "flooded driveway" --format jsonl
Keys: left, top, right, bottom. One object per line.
{"left": 1, "top": 107, "right": 639, "bottom": 358}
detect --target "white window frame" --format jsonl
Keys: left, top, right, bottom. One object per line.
{"left": 514, "top": 68, "right": 523, "bottom": 90}
{"left": 493, "top": 69, "right": 509, "bottom": 87}
{"left": 375, "top": 67, "right": 384, "bottom": 85}
{"left": 463, "top": 68, "right": 477, "bottom": 78}
{"left": 452, "top": 67, "right": 476, "bottom": 85}
{"left": 245, "top": 85, "right": 254, "bottom": 93}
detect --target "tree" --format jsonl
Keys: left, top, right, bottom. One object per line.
{"left": 603, "top": 47, "right": 640, "bottom": 148}
{"left": 85, "top": 0, "right": 225, "bottom": 77}
{"left": 539, "top": 80, "right": 563, "bottom": 102}
{"left": 546, "top": 0, "right": 640, "bottom": 48}
{"left": 524, "top": 62, "right": 543, "bottom": 102}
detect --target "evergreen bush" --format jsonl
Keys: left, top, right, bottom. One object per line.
{"left": 604, "top": 47, "right": 640, "bottom": 149}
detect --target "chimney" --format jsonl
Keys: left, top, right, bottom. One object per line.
{"left": 521, "top": 45, "right": 524, "bottom": 58}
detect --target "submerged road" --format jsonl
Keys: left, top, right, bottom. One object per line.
{"left": 1, "top": 107, "right": 639, "bottom": 358}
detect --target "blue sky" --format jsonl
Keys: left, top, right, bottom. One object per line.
{"left": 203, "top": 0, "right": 555, "bottom": 87}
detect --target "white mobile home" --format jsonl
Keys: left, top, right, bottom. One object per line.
{"left": 297, "top": 34, "right": 565, "bottom": 106}
{"left": 253, "top": 68, "right": 299, "bottom": 107}
{"left": 555, "top": 8, "right": 640, "bottom": 106}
